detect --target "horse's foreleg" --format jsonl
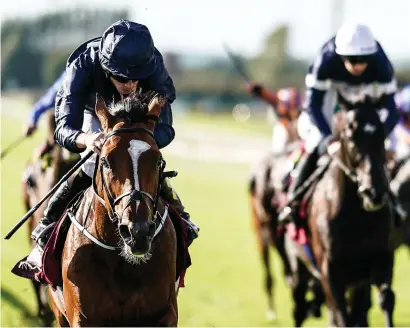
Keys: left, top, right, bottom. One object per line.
{"left": 250, "top": 194, "right": 276, "bottom": 321}
{"left": 378, "top": 283, "right": 395, "bottom": 327}
{"left": 158, "top": 292, "right": 178, "bottom": 327}
{"left": 327, "top": 262, "right": 349, "bottom": 327}
{"left": 261, "top": 237, "right": 276, "bottom": 321}
{"left": 374, "top": 252, "right": 395, "bottom": 327}
{"left": 307, "top": 278, "right": 325, "bottom": 318}
{"left": 273, "top": 225, "right": 293, "bottom": 286}
{"left": 319, "top": 258, "right": 349, "bottom": 327}
{"left": 291, "top": 259, "right": 310, "bottom": 327}
{"left": 348, "top": 285, "right": 372, "bottom": 327}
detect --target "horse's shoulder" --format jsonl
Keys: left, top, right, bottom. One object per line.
{"left": 310, "top": 159, "right": 344, "bottom": 220}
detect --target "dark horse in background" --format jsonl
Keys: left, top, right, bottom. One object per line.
{"left": 48, "top": 94, "right": 178, "bottom": 326}
{"left": 285, "top": 105, "right": 396, "bottom": 326}
{"left": 21, "top": 111, "right": 80, "bottom": 326}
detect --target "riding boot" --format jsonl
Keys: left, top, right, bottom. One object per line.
{"left": 160, "top": 178, "right": 199, "bottom": 246}
{"left": 278, "top": 149, "right": 319, "bottom": 225}
{"left": 25, "top": 169, "right": 92, "bottom": 271}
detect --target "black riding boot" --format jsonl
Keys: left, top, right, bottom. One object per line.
{"left": 161, "top": 178, "right": 199, "bottom": 246}
{"left": 278, "top": 149, "right": 319, "bottom": 224}
{"left": 25, "top": 169, "right": 92, "bottom": 271}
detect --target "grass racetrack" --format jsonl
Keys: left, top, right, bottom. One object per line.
{"left": 1, "top": 95, "right": 410, "bottom": 326}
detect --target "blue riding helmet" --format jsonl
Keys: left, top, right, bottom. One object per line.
{"left": 99, "top": 20, "right": 157, "bottom": 80}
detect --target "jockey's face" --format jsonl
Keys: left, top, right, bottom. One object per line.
{"left": 110, "top": 76, "right": 139, "bottom": 95}
{"left": 342, "top": 56, "right": 369, "bottom": 76}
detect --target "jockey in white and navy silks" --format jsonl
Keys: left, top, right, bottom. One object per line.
{"left": 279, "top": 22, "right": 400, "bottom": 223}
{"left": 20, "top": 20, "right": 199, "bottom": 276}
{"left": 391, "top": 85, "right": 410, "bottom": 160}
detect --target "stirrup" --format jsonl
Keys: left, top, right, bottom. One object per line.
{"left": 31, "top": 222, "right": 56, "bottom": 243}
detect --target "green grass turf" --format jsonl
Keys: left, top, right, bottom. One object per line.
{"left": 1, "top": 101, "right": 410, "bottom": 326}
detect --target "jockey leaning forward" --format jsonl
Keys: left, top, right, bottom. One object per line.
{"left": 21, "top": 19, "right": 199, "bottom": 275}
{"left": 278, "top": 22, "right": 400, "bottom": 224}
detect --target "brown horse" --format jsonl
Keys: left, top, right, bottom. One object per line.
{"left": 248, "top": 134, "right": 325, "bottom": 321}
{"left": 285, "top": 106, "right": 396, "bottom": 326}
{"left": 249, "top": 152, "right": 286, "bottom": 320}
{"left": 21, "top": 111, "right": 80, "bottom": 326}
{"left": 48, "top": 94, "right": 178, "bottom": 326}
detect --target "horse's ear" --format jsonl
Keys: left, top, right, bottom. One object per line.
{"left": 147, "top": 96, "right": 166, "bottom": 118}
{"left": 95, "top": 94, "right": 115, "bottom": 131}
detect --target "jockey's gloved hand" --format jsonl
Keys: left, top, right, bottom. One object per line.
{"left": 24, "top": 123, "right": 37, "bottom": 137}
{"left": 85, "top": 132, "right": 104, "bottom": 155}
{"left": 246, "top": 83, "right": 263, "bottom": 97}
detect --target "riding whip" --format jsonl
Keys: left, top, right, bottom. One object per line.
{"left": 222, "top": 43, "right": 252, "bottom": 83}
{"left": 0, "top": 135, "right": 26, "bottom": 160}
{"left": 4, "top": 150, "right": 94, "bottom": 240}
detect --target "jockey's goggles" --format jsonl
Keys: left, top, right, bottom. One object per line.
{"left": 111, "top": 74, "right": 139, "bottom": 84}
{"left": 342, "top": 55, "right": 373, "bottom": 65}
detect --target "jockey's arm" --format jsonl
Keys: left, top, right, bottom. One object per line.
{"left": 146, "top": 49, "right": 176, "bottom": 149}
{"left": 246, "top": 83, "right": 278, "bottom": 108}
{"left": 54, "top": 53, "right": 93, "bottom": 153}
{"left": 305, "top": 55, "right": 333, "bottom": 138}
{"left": 375, "top": 47, "right": 400, "bottom": 137}
{"left": 27, "top": 72, "right": 65, "bottom": 129}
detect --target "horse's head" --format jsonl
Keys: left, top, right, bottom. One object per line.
{"left": 340, "top": 105, "right": 389, "bottom": 211}
{"left": 94, "top": 92, "right": 166, "bottom": 263}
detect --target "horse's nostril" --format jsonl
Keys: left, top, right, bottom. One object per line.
{"left": 119, "top": 224, "right": 131, "bottom": 239}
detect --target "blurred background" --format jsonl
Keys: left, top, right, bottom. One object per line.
{"left": 1, "top": 0, "right": 410, "bottom": 326}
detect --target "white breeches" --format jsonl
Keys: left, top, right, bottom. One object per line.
{"left": 297, "top": 111, "right": 322, "bottom": 153}
{"left": 271, "top": 123, "right": 289, "bottom": 154}
{"left": 80, "top": 111, "right": 102, "bottom": 177}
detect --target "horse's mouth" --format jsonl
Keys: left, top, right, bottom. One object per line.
{"left": 362, "top": 194, "right": 388, "bottom": 212}
{"left": 120, "top": 239, "right": 153, "bottom": 265}
{"left": 123, "top": 236, "right": 153, "bottom": 257}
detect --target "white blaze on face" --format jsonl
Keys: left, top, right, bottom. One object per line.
{"left": 128, "top": 140, "right": 151, "bottom": 190}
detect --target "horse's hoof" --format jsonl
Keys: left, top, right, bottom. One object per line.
{"left": 266, "top": 309, "right": 277, "bottom": 321}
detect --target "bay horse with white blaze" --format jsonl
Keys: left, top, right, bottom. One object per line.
{"left": 49, "top": 94, "right": 178, "bottom": 326}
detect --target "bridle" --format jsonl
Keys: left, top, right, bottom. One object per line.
{"left": 66, "top": 123, "right": 170, "bottom": 251}
{"left": 92, "top": 125, "right": 165, "bottom": 228}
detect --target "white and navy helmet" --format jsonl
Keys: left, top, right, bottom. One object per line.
{"left": 335, "top": 22, "right": 377, "bottom": 56}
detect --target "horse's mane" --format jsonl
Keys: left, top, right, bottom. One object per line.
{"left": 108, "top": 90, "right": 160, "bottom": 123}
